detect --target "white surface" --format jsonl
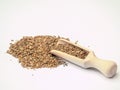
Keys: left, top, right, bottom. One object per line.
{"left": 0, "top": 0, "right": 120, "bottom": 90}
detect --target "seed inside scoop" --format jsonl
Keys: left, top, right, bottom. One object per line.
{"left": 55, "top": 43, "right": 89, "bottom": 59}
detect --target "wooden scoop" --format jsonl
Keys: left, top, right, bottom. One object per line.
{"left": 50, "top": 39, "right": 117, "bottom": 78}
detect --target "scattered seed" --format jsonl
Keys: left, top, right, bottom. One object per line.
{"left": 7, "top": 35, "right": 89, "bottom": 69}
{"left": 7, "top": 35, "right": 67, "bottom": 69}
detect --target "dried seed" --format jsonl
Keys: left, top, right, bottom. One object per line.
{"left": 55, "top": 43, "right": 89, "bottom": 59}
{"left": 7, "top": 35, "right": 66, "bottom": 69}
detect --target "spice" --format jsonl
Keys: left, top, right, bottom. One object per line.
{"left": 7, "top": 35, "right": 67, "bottom": 69}
{"left": 55, "top": 43, "right": 89, "bottom": 59}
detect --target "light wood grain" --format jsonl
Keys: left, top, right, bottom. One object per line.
{"left": 50, "top": 39, "right": 117, "bottom": 78}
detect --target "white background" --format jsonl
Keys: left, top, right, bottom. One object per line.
{"left": 0, "top": 0, "right": 120, "bottom": 90}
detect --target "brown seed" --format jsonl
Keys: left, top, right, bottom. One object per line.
{"left": 7, "top": 35, "right": 67, "bottom": 69}
{"left": 7, "top": 35, "right": 88, "bottom": 69}
{"left": 55, "top": 43, "right": 89, "bottom": 59}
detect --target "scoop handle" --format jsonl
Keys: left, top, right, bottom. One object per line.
{"left": 86, "top": 56, "right": 117, "bottom": 78}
